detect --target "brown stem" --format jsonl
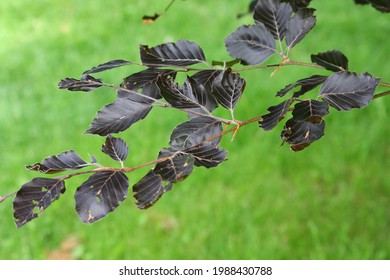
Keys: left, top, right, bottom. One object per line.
{"left": 373, "top": 90, "right": 390, "bottom": 100}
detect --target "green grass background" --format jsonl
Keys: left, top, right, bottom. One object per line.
{"left": 0, "top": 0, "right": 389, "bottom": 259}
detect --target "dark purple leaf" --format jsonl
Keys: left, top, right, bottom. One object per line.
{"left": 211, "top": 70, "right": 246, "bottom": 111}
{"left": 140, "top": 40, "right": 206, "bottom": 67}
{"left": 169, "top": 116, "right": 223, "bottom": 151}
{"left": 154, "top": 149, "right": 194, "bottom": 182}
{"left": 254, "top": 0, "right": 293, "bottom": 41}
{"left": 75, "top": 171, "right": 129, "bottom": 223}
{"left": 276, "top": 75, "right": 328, "bottom": 97}
{"left": 225, "top": 24, "right": 277, "bottom": 65}
{"left": 101, "top": 135, "right": 129, "bottom": 162}
{"left": 159, "top": 76, "right": 207, "bottom": 111}
{"left": 132, "top": 170, "right": 169, "bottom": 210}
{"left": 259, "top": 99, "right": 293, "bottom": 131}
{"left": 85, "top": 97, "right": 152, "bottom": 136}
{"left": 185, "top": 143, "right": 227, "bottom": 168}
{"left": 292, "top": 100, "right": 329, "bottom": 123}
{"left": 13, "top": 178, "right": 65, "bottom": 228}
{"left": 117, "top": 68, "right": 176, "bottom": 102}
{"left": 83, "top": 59, "right": 132, "bottom": 75}
{"left": 285, "top": 8, "right": 316, "bottom": 49}
{"left": 58, "top": 75, "right": 103, "bottom": 92}
{"left": 281, "top": 118, "right": 325, "bottom": 151}
{"left": 311, "top": 50, "right": 349, "bottom": 72}
{"left": 319, "top": 72, "right": 380, "bottom": 111}
{"left": 26, "top": 150, "right": 89, "bottom": 174}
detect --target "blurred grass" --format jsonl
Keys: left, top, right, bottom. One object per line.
{"left": 0, "top": 0, "right": 389, "bottom": 259}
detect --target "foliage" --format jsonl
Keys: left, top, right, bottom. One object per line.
{"left": 1, "top": 0, "right": 389, "bottom": 228}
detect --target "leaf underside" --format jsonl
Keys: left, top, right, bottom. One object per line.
{"left": 319, "top": 72, "right": 380, "bottom": 111}
{"left": 285, "top": 8, "right": 316, "bottom": 49}
{"left": 292, "top": 100, "right": 329, "bottom": 123}
{"left": 58, "top": 75, "right": 103, "bottom": 92}
{"left": 254, "top": 0, "right": 293, "bottom": 41}
{"left": 75, "top": 171, "right": 129, "bottom": 223}
{"left": 225, "top": 24, "right": 277, "bottom": 65}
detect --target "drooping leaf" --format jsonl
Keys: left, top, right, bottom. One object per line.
{"left": 118, "top": 68, "right": 176, "bottom": 101}
{"left": 154, "top": 149, "right": 195, "bottom": 182}
{"left": 132, "top": 170, "right": 169, "bottom": 209}
{"left": 319, "top": 72, "right": 381, "bottom": 111}
{"left": 75, "top": 171, "right": 129, "bottom": 223}
{"left": 101, "top": 135, "right": 129, "bottom": 162}
{"left": 185, "top": 143, "right": 228, "bottom": 168}
{"left": 225, "top": 24, "right": 277, "bottom": 65}
{"left": 311, "top": 50, "right": 349, "bottom": 72}
{"left": 158, "top": 76, "right": 206, "bottom": 110}
{"left": 276, "top": 75, "right": 328, "bottom": 97}
{"left": 259, "top": 99, "right": 294, "bottom": 131}
{"left": 254, "top": 0, "right": 293, "bottom": 41}
{"left": 281, "top": 118, "right": 325, "bottom": 151}
{"left": 13, "top": 178, "right": 65, "bottom": 228}
{"left": 140, "top": 40, "right": 207, "bottom": 67}
{"left": 292, "top": 100, "right": 329, "bottom": 123}
{"left": 85, "top": 97, "right": 152, "bottom": 136}
{"left": 211, "top": 69, "right": 246, "bottom": 111}
{"left": 82, "top": 59, "right": 132, "bottom": 75}
{"left": 354, "top": 0, "right": 390, "bottom": 13}
{"left": 26, "top": 150, "right": 89, "bottom": 174}
{"left": 285, "top": 8, "right": 316, "bottom": 49}
{"left": 58, "top": 75, "right": 103, "bottom": 92}
{"left": 169, "top": 116, "right": 223, "bottom": 151}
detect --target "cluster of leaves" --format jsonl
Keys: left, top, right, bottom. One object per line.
{"left": 1, "top": 0, "right": 387, "bottom": 228}
{"left": 354, "top": 0, "right": 390, "bottom": 13}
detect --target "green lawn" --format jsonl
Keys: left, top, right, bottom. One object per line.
{"left": 0, "top": 0, "right": 389, "bottom": 259}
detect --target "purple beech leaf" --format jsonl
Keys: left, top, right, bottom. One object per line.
{"left": 154, "top": 149, "right": 195, "bottom": 183}
{"left": 26, "top": 150, "right": 89, "bottom": 174}
{"left": 85, "top": 97, "right": 153, "bottom": 136}
{"left": 225, "top": 24, "right": 277, "bottom": 65}
{"left": 158, "top": 76, "right": 207, "bottom": 110}
{"left": 184, "top": 143, "right": 228, "bottom": 168}
{"left": 132, "top": 170, "right": 168, "bottom": 210}
{"left": 281, "top": 118, "right": 325, "bottom": 152}
{"left": 276, "top": 75, "right": 328, "bottom": 97}
{"left": 259, "top": 99, "right": 294, "bottom": 131}
{"left": 319, "top": 72, "right": 380, "bottom": 111}
{"left": 254, "top": 0, "right": 293, "bottom": 41}
{"left": 140, "top": 40, "right": 206, "bottom": 67}
{"left": 13, "top": 178, "right": 65, "bottom": 228}
{"left": 311, "top": 50, "right": 349, "bottom": 72}
{"left": 75, "top": 171, "right": 129, "bottom": 223}
{"left": 83, "top": 59, "right": 132, "bottom": 75}
{"left": 101, "top": 135, "right": 129, "bottom": 162}
{"left": 292, "top": 100, "right": 329, "bottom": 124}
{"left": 58, "top": 75, "right": 103, "bottom": 92}
{"left": 211, "top": 69, "right": 246, "bottom": 111}
{"left": 118, "top": 68, "right": 176, "bottom": 101}
{"left": 169, "top": 116, "right": 223, "bottom": 151}
{"left": 285, "top": 8, "right": 316, "bottom": 49}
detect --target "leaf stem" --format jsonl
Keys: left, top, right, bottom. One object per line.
{"left": 373, "top": 90, "right": 390, "bottom": 100}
